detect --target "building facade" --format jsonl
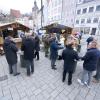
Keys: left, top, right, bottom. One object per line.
{"left": 47, "top": 0, "right": 62, "bottom": 24}
{"left": 43, "top": 0, "right": 77, "bottom": 28}
{"left": 32, "top": 1, "right": 39, "bottom": 30}
{"left": 10, "top": 9, "right": 21, "bottom": 18}
{"left": 75, "top": 0, "right": 100, "bottom": 35}
{"left": 61, "top": 0, "right": 76, "bottom": 27}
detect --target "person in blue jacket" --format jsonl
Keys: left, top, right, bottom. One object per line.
{"left": 78, "top": 41, "right": 100, "bottom": 87}
{"left": 50, "top": 38, "right": 63, "bottom": 70}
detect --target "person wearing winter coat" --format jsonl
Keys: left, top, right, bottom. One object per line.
{"left": 77, "top": 41, "right": 100, "bottom": 87}
{"left": 42, "top": 35, "right": 50, "bottom": 57}
{"left": 34, "top": 35, "right": 40, "bottom": 60}
{"left": 50, "top": 38, "right": 63, "bottom": 70}
{"left": 62, "top": 42, "right": 79, "bottom": 85}
{"left": 3, "top": 36, "right": 20, "bottom": 76}
{"left": 21, "top": 35, "right": 35, "bottom": 76}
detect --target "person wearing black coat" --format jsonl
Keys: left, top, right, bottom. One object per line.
{"left": 21, "top": 36, "right": 35, "bottom": 76}
{"left": 62, "top": 43, "right": 79, "bottom": 85}
{"left": 34, "top": 36, "right": 40, "bottom": 60}
{"left": 3, "top": 36, "right": 20, "bottom": 76}
{"left": 78, "top": 41, "right": 100, "bottom": 87}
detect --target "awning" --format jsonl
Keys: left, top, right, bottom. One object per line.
{"left": 42, "top": 23, "right": 73, "bottom": 34}
{"left": 0, "top": 22, "right": 31, "bottom": 32}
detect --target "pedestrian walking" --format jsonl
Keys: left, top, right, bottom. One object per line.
{"left": 77, "top": 41, "right": 100, "bottom": 88}
{"left": 62, "top": 41, "right": 79, "bottom": 85}
{"left": 34, "top": 35, "right": 40, "bottom": 60}
{"left": 50, "top": 38, "right": 63, "bottom": 70}
{"left": 21, "top": 35, "right": 35, "bottom": 76}
{"left": 3, "top": 36, "right": 20, "bottom": 76}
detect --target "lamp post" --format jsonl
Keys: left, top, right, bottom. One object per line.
{"left": 41, "top": 0, "right": 43, "bottom": 28}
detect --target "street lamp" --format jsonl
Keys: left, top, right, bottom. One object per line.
{"left": 41, "top": 0, "right": 43, "bottom": 28}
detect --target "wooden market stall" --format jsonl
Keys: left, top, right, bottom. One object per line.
{"left": 42, "top": 23, "right": 73, "bottom": 45}
{"left": 0, "top": 22, "right": 31, "bottom": 54}
{"left": 42, "top": 23, "right": 72, "bottom": 34}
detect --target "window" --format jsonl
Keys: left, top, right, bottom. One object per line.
{"left": 76, "top": 20, "right": 79, "bottom": 24}
{"left": 91, "top": 28, "right": 96, "bottom": 35}
{"left": 82, "top": 8, "right": 87, "bottom": 14}
{"left": 93, "top": 18, "right": 99, "bottom": 23}
{"left": 89, "top": 7, "right": 94, "bottom": 13}
{"left": 96, "top": 5, "right": 100, "bottom": 11}
{"left": 77, "top": 9, "right": 81, "bottom": 14}
{"left": 87, "top": 18, "right": 91, "bottom": 23}
{"left": 81, "top": 19, "right": 85, "bottom": 24}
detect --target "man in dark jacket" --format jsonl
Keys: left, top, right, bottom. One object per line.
{"left": 3, "top": 36, "right": 20, "bottom": 76}
{"left": 78, "top": 41, "right": 100, "bottom": 87}
{"left": 62, "top": 42, "right": 79, "bottom": 85}
{"left": 34, "top": 35, "right": 40, "bottom": 60}
{"left": 50, "top": 38, "right": 63, "bottom": 70}
{"left": 21, "top": 35, "right": 35, "bottom": 76}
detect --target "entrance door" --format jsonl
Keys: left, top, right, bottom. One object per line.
{"left": 91, "top": 28, "right": 96, "bottom": 35}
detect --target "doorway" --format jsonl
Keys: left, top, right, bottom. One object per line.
{"left": 91, "top": 28, "right": 96, "bottom": 35}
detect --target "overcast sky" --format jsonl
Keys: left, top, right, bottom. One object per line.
{"left": 0, "top": 0, "right": 41, "bottom": 14}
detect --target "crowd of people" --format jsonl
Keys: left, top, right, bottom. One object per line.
{"left": 3, "top": 32, "right": 100, "bottom": 88}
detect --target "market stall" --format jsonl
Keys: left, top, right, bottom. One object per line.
{"left": 0, "top": 22, "right": 31, "bottom": 54}
{"left": 41, "top": 23, "right": 73, "bottom": 59}
{"left": 42, "top": 23, "right": 73, "bottom": 45}
{"left": 0, "top": 22, "right": 31, "bottom": 47}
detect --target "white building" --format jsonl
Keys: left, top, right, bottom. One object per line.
{"left": 42, "top": 0, "right": 49, "bottom": 27}
{"left": 43, "top": 0, "right": 76, "bottom": 28}
{"left": 32, "top": 0, "right": 77, "bottom": 30}
{"left": 32, "top": 1, "right": 39, "bottom": 31}
{"left": 75, "top": 0, "right": 100, "bottom": 35}
{"left": 61, "top": 0, "right": 76, "bottom": 27}
{"left": 47, "top": 0, "right": 62, "bottom": 24}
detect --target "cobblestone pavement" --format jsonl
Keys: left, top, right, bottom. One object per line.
{"left": 0, "top": 35, "right": 100, "bottom": 100}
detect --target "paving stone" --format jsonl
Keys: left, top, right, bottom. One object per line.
{"left": 21, "top": 97, "right": 29, "bottom": 100}
{"left": 55, "top": 96, "right": 62, "bottom": 100}
{"left": 42, "top": 90, "right": 50, "bottom": 99}
{"left": 85, "top": 94, "right": 95, "bottom": 100}
{"left": 50, "top": 90, "right": 59, "bottom": 98}
{"left": 36, "top": 93, "right": 45, "bottom": 100}
{"left": 59, "top": 92, "right": 69, "bottom": 100}
{"left": 75, "top": 95, "right": 85, "bottom": 100}
{"left": 68, "top": 88, "right": 80, "bottom": 100}
{"left": 33, "top": 89, "right": 42, "bottom": 96}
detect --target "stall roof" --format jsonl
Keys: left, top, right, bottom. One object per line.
{"left": 0, "top": 22, "right": 31, "bottom": 32}
{"left": 42, "top": 23, "right": 73, "bottom": 34}
{"left": 43, "top": 23, "right": 72, "bottom": 30}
